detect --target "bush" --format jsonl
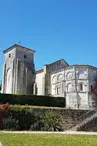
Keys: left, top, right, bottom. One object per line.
{"left": 3, "top": 116, "right": 19, "bottom": 130}
{"left": 1, "top": 105, "right": 88, "bottom": 131}
{"left": 30, "top": 121, "right": 44, "bottom": 131}
{"left": 29, "top": 111, "right": 63, "bottom": 131}
{"left": 0, "top": 94, "right": 65, "bottom": 107}
{"left": 0, "top": 103, "right": 10, "bottom": 129}
{"left": 41, "top": 112, "right": 63, "bottom": 131}
{"left": 2, "top": 106, "right": 64, "bottom": 131}
{"left": 7, "top": 106, "right": 36, "bottom": 130}
{"left": 29, "top": 112, "right": 63, "bottom": 131}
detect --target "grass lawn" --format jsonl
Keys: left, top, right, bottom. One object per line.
{"left": 0, "top": 133, "right": 97, "bottom": 146}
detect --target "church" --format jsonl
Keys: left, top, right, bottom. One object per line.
{"left": 1, "top": 44, "right": 97, "bottom": 110}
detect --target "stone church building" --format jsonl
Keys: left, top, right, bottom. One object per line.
{"left": 1, "top": 44, "right": 97, "bottom": 109}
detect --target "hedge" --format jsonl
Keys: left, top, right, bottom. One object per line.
{"left": 0, "top": 94, "right": 65, "bottom": 107}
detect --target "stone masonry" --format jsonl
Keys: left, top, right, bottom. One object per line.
{"left": 2, "top": 44, "right": 97, "bottom": 110}
{"left": 2, "top": 44, "right": 35, "bottom": 94}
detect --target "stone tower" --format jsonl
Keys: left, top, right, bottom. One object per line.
{"left": 2, "top": 44, "right": 35, "bottom": 94}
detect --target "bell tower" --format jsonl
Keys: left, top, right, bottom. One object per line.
{"left": 2, "top": 44, "right": 35, "bottom": 94}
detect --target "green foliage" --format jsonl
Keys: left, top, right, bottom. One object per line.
{"left": 7, "top": 106, "right": 36, "bottom": 130}
{"left": 29, "top": 111, "right": 63, "bottom": 131}
{"left": 2, "top": 106, "right": 63, "bottom": 131}
{"left": 0, "top": 105, "right": 88, "bottom": 131}
{"left": 0, "top": 94, "right": 65, "bottom": 107}
{"left": 41, "top": 112, "right": 63, "bottom": 131}
{"left": 30, "top": 121, "right": 44, "bottom": 131}
{"left": 3, "top": 116, "right": 19, "bottom": 131}
{"left": 0, "top": 103, "right": 10, "bottom": 129}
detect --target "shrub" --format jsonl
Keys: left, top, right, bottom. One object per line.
{"left": 2, "top": 105, "right": 64, "bottom": 131}
{"left": 30, "top": 111, "right": 63, "bottom": 131}
{"left": 7, "top": 106, "right": 36, "bottom": 130}
{"left": 0, "top": 94, "right": 65, "bottom": 107}
{"left": 30, "top": 121, "right": 44, "bottom": 131}
{"left": 3, "top": 116, "right": 19, "bottom": 131}
{"left": 41, "top": 112, "right": 63, "bottom": 131}
{"left": 0, "top": 103, "right": 10, "bottom": 129}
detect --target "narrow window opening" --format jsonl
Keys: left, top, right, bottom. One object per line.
{"left": 24, "top": 55, "right": 27, "bottom": 59}
{"left": 90, "top": 85, "right": 93, "bottom": 92}
{"left": 9, "top": 54, "right": 11, "bottom": 58}
{"left": 57, "top": 87, "right": 58, "bottom": 94}
{"left": 79, "top": 83, "right": 83, "bottom": 91}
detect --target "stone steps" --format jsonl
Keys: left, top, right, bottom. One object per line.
{"left": 69, "top": 110, "right": 97, "bottom": 131}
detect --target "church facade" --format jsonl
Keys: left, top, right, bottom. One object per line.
{"left": 2, "top": 44, "right": 97, "bottom": 109}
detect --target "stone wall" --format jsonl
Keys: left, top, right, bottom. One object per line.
{"left": 78, "top": 117, "right": 97, "bottom": 132}
{"left": 44, "top": 59, "right": 69, "bottom": 95}
{"left": 15, "top": 59, "right": 35, "bottom": 94}
{"left": 2, "top": 48, "right": 16, "bottom": 93}
{"left": 35, "top": 71, "right": 45, "bottom": 95}
{"left": 2, "top": 45, "right": 35, "bottom": 95}
{"left": 51, "top": 69, "right": 65, "bottom": 97}
{"left": 51, "top": 65, "right": 97, "bottom": 109}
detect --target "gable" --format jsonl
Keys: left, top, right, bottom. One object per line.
{"left": 46, "top": 59, "right": 69, "bottom": 73}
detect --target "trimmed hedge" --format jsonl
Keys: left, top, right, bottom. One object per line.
{"left": 0, "top": 94, "right": 65, "bottom": 107}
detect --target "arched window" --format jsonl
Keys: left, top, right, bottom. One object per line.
{"left": 55, "top": 86, "right": 61, "bottom": 95}
{"left": 67, "top": 72, "right": 72, "bottom": 80}
{"left": 57, "top": 74, "right": 63, "bottom": 82}
{"left": 67, "top": 83, "right": 72, "bottom": 92}
{"left": 52, "top": 76, "right": 57, "bottom": 84}
{"left": 79, "top": 83, "right": 83, "bottom": 91}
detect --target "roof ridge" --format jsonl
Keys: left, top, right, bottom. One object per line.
{"left": 3, "top": 44, "right": 35, "bottom": 53}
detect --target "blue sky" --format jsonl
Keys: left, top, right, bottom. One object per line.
{"left": 0, "top": 0, "right": 97, "bottom": 82}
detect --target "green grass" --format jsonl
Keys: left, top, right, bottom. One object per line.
{"left": 0, "top": 133, "right": 97, "bottom": 146}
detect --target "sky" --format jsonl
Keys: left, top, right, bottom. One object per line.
{"left": 0, "top": 0, "right": 97, "bottom": 82}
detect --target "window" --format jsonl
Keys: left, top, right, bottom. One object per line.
{"left": 58, "top": 74, "right": 63, "bottom": 82}
{"left": 9, "top": 53, "right": 11, "bottom": 58}
{"left": 35, "top": 87, "right": 38, "bottom": 95}
{"left": 67, "top": 72, "right": 72, "bottom": 80}
{"left": 52, "top": 76, "right": 57, "bottom": 84}
{"left": 24, "top": 55, "right": 27, "bottom": 59}
{"left": 79, "top": 83, "right": 83, "bottom": 91}
{"left": 57, "top": 87, "right": 59, "bottom": 94}
{"left": 55, "top": 86, "right": 60, "bottom": 95}
{"left": 90, "top": 85, "right": 93, "bottom": 92}
{"left": 67, "top": 83, "right": 72, "bottom": 92}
